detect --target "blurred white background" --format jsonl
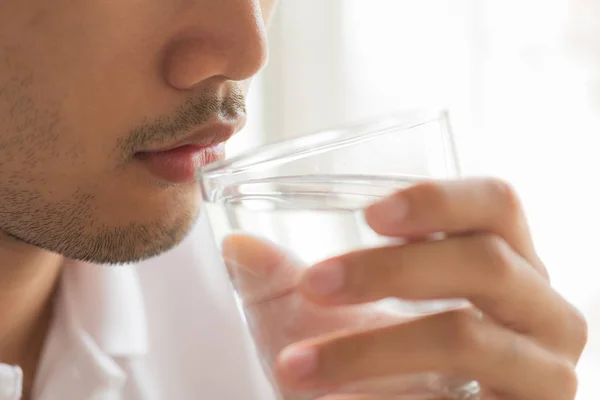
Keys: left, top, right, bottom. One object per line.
{"left": 227, "top": 1, "right": 600, "bottom": 398}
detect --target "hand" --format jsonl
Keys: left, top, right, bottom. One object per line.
{"left": 225, "top": 236, "right": 442, "bottom": 399}
{"left": 224, "top": 179, "right": 588, "bottom": 400}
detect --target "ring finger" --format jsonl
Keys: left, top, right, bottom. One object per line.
{"left": 277, "top": 310, "right": 578, "bottom": 400}
{"left": 299, "top": 234, "right": 582, "bottom": 358}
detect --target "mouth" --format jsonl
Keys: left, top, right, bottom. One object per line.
{"left": 134, "top": 121, "right": 239, "bottom": 184}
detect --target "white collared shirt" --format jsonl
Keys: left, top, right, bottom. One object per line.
{"left": 0, "top": 214, "right": 276, "bottom": 400}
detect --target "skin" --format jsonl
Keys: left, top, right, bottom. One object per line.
{"left": 226, "top": 179, "right": 588, "bottom": 400}
{"left": 0, "top": 1, "right": 587, "bottom": 399}
{"left": 0, "top": 0, "right": 276, "bottom": 397}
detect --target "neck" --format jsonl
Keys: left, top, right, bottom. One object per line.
{"left": 0, "top": 233, "right": 63, "bottom": 389}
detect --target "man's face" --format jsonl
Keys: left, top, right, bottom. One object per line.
{"left": 0, "top": 0, "right": 277, "bottom": 263}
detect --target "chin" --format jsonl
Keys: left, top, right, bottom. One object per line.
{"left": 64, "top": 204, "right": 201, "bottom": 265}
{"left": 2, "top": 177, "right": 203, "bottom": 264}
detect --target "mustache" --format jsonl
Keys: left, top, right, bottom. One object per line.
{"left": 117, "top": 86, "right": 246, "bottom": 159}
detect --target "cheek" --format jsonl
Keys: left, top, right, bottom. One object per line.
{"left": 0, "top": 62, "right": 63, "bottom": 176}
{"left": 0, "top": 3, "right": 173, "bottom": 174}
{"left": 0, "top": 34, "right": 115, "bottom": 183}
{"left": 0, "top": 64, "right": 113, "bottom": 204}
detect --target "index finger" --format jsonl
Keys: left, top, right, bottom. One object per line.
{"left": 365, "top": 178, "right": 548, "bottom": 279}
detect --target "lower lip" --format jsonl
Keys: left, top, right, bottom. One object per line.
{"left": 136, "top": 144, "right": 225, "bottom": 183}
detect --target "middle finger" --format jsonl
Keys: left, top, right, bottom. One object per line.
{"left": 299, "top": 234, "right": 575, "bottom": 354}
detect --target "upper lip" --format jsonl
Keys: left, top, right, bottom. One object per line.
{"left": 139, "top": 118, "right": 245, "bottom": 154}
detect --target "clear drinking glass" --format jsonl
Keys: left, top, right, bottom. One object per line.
{"left": 198, "top": 110, "right": 480, "bottom": 400}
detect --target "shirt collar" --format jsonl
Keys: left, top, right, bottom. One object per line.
{"left": 62, "top": 260, "right": 149, "bottom": 357}
{"left": 32, "top": 261, "right": 148, "bottom": 399}
{"left": 0, "top": 365, "right": 22, "bottom": 400}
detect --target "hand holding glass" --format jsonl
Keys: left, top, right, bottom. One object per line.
{"left": 199, "top": 110, "right": 480, "bottom": 400}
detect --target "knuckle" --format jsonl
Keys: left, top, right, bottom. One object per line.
{"left": 473, "top": 234, "right": 517, "bottom": 283}
{"left": 569, "top": 306, "right": 589, "bottom": 357}
{"left": 484, "top": 177, "right": 522, "bottom": 215}
{"left": 437, "top": 310, "right": 488, "bottom": 368}
{"left": 552, "top": 358, "right": 579, "bottom": 400}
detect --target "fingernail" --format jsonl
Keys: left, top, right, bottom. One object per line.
{"left": 368, "top": 193, "right": 409, "bottom": 226}
{"left": 278, "top": 346, "right": 317, "bottom": 381}
{"left": 302, "top": 260, "right": 345, "bottom": 297}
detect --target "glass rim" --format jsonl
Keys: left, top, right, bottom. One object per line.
{"left": 197, "top": 108, "right": 450, "bottom": 180}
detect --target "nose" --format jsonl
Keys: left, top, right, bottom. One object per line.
{"left": 163, "top": 0, "right": 268, "bottom": 90}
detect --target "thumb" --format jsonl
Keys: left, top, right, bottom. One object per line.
{"left": 221, "top": 233, "right": 327, "bottom": 366}
{"left": 221, "top": 234, "right": 425, "bottom": 399}
{"left": 221, "top": 233, "right": 394, "bottom": 349}
{"left": 222, "top": 233, "right": 305, "bottom": 306}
